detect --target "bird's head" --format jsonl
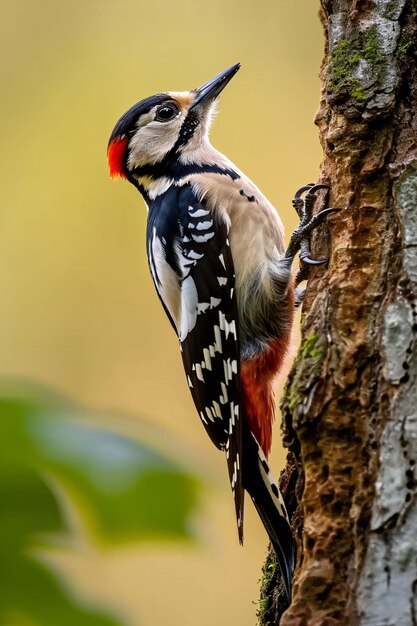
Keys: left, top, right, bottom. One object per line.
{"left": 107, "top": 63, "right": 240, "bottom": 181}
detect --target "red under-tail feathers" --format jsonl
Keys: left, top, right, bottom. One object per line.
{"left": 240, "top": 337, "right": 288, "bottom": 456}
{"left": 241, "top": 288, "right": 294, "bottom": 457}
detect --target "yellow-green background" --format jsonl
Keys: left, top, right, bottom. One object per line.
{"left": 0, "top": 1, "right": 322, "bottom": 624}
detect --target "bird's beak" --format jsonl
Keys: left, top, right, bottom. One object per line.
{"left": 191, "top": 63, "right": 240, "bottom": 109}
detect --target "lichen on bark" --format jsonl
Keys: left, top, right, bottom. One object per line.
{"left": 357, "top": 164, "right": 417, "bottom": 626}
{"left": 259, "top": 1, "right": 417, "bottom": 624}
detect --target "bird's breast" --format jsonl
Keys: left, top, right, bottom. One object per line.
{"left": 189, "top": 171, "right": 287, "bottom": 292}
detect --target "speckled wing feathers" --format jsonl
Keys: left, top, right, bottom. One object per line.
{"left": 147, "top": 183, "right": 244, "bottom": 539}
{"left": 177, "top": 185, "right": 244, "bottom": 539}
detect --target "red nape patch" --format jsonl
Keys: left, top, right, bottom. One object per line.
{"left": 107, "top": 136, "right": 129, "bottom": 179}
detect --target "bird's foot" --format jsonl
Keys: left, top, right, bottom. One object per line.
{"left": 286, "top": 183, "right": 340, "bottom": 287}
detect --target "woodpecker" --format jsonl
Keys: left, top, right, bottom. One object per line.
{"left": 108, "top": 63, "right": 336, "bottom": 599}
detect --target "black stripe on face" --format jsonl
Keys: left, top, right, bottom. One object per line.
{"left": 108, "top": 93, "right": 169, "bottom": 144}
{"left": 173, "top": 110, "right": 199, "bottom": 151}
{"left": 127, "top": 105, "right": 205, "bottom": 182}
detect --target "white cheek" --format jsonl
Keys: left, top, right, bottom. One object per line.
{"left": 128, "top": 117, "right": 184, "bottom": 168}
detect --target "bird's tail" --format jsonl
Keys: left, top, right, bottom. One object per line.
{"left": 242, "top": 419, "right": 295, "bottom": 600}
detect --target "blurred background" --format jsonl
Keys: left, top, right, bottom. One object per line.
{"left": 0, "top": 1, "right": 323, "bottom": 624}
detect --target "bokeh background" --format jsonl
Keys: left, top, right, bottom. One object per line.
{"left": 0, "top": 1, "right": 323, "bottom": 625}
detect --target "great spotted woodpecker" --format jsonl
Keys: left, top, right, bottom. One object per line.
{"left": 108, "top": 63, "right": 336, "bottom": 599}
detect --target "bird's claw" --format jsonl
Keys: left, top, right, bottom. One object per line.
{"left": 292, "top": 182, "right": 315, "bottom": 200}
{"left": 299, "top": 255, "right": 328, "bottom": 266}
{"left": 287, "top": 183, "right": 339, "bottom": 286}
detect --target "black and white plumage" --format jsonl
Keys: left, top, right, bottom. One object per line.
{"left": 146, "top": 182, "right": 244, "bottom": 533}
{"left": 108, "top": 63, "right": 335, "bottom": 600}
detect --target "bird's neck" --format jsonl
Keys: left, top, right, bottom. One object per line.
{"left": 132, "top": 141, "right": 240, "bottom": 201}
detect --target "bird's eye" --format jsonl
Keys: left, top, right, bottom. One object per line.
{"left": 156, "top": 104, "right": 179, "bottom": 122}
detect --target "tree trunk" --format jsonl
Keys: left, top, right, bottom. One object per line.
{"left": 258, "top": 1, "right": 417, "bottom": 625}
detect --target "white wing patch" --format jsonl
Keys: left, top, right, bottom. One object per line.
{"left": 179, "top": 275, "right": 198, "bottom": 341}
{"left": 191, "top": 232, "right": 215, "bottom": 243}
{"left": 148, "top": 215, "right": 226, "bottom": 344}
{"left": 219, "top": 311, "right": 237, "bottom": 340}
{"left": 188, "top": 206, "right": 210, "bottom": 218}
{"left": 196, "top": 220, "right": 213, "bottom": 230}
{"left": 149, "top": 227, "right": 180, "bottom": 328}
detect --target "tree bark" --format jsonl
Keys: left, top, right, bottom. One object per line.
{"left": 258, "top": 1, "right": 417, "bottom": 625}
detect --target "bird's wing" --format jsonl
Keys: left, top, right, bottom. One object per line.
{"left": 174, "top": 183, "right": 244, "bottom": 539}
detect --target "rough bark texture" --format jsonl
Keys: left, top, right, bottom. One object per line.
{"left": 258, "top": 1, "right": 417, "bottom": 625}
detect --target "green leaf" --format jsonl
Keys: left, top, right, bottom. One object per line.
{"left": 0, "top": 389, "right": 201, "bottom": 626}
